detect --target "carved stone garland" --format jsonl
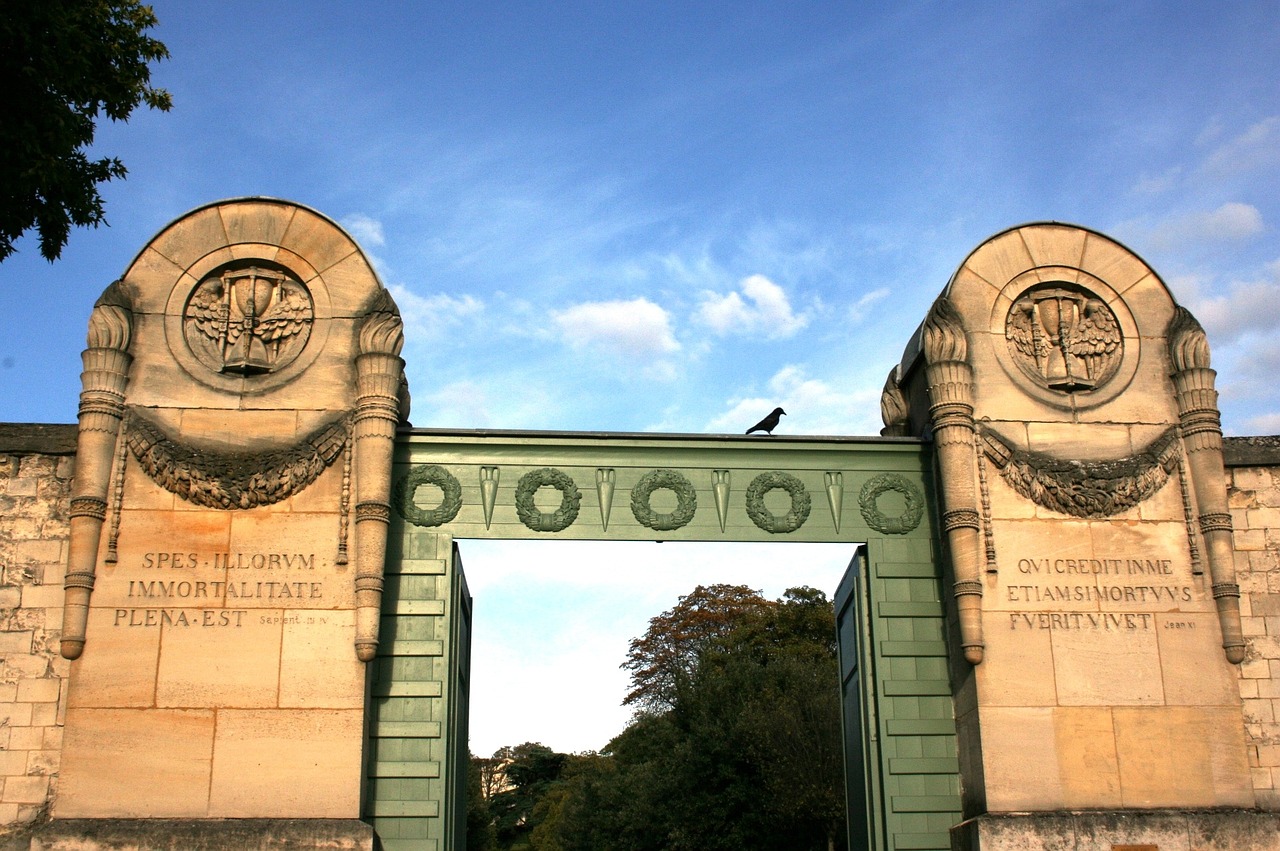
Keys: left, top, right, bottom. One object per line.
{"left": 922, "top": 296, "right": 985, "bottom": 664}
{"left": 977, "top": 425, "right": 1180, "bottom": 518}
{"left": 745, "top": 471, "right": 811, "bottom": 534}
{"left": 1167, "top": 307, "right": 1245, "bottom": 664}
{"left": 515, "top": 468, "right": 582, "bottom": 532}
{"left": 394, "top": 465, "right": 464, "bottom": 528}
{"left": 630, "top": 469, "right": 698, "bottom": 532}
{"left": 125, "top": 409, "right": 351, "bottom": 510}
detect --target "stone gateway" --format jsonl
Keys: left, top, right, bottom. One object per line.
{"left": 0, "top": 200, "right": 1276, "bottom": 849}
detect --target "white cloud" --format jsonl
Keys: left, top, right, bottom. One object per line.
{"left": 849, "top": 287, "right": 890, "bottom": 323}
{"left": 1244, "top": 411, "right": 1280, "bottom": 434}
{"left": 340, "top": 212, "right": 386, "bottom": 248}
{"left": 551, "top": 298, "right": 680, "bottom": 358}
{"left": 1123, "top": 202, "right": 1264, "bottom": 256}
{"left": 389, "top": 284, "right": 484, "bottom": 337}
{"left": 1187, "top": 278, "right": 1280, "bottom": 344}
{"left": 1171, "top": 259, "right": 1280, "bottom": 344}
{"left": 421, "top": 380, "right": 494, "bottom": 428}
{"left": 695, "top": 274, "right": 808, "bottom": 339}
{"left": 1130, "top": 167, "right": 1182, "bottom": 196}
{"left": 706, "top": 364, "right": 883, "bottom": 436}
{"left": 413, "top": 375, "right": 558, "bottom": 430}
{"left": 1200, "top": 116, "right": 1280, "bottom": 179}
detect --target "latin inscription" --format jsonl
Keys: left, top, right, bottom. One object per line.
{"left": 1009, "top": 612, "right": 1154, "bottom": 631}
{"left": 142, "top": 551, "right": 317, "bottom": 570}
{"left": 111, "top": 551, "right": 328, "bottom": 629}
{"left": 1004, "top": 553, "right": 1198, "bottom": 634}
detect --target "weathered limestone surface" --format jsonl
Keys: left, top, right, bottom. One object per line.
{"left": 1228, "top": 439, "right": 1280, "bottom": 812}
{"left": 889, "top": 224, "right": 1271, "bottom": 848}
{"left": 0, "top": 428, "right": 75, "bottom": 832}
{"left": 43, "top": 198, "right": 405, "bottom": 843}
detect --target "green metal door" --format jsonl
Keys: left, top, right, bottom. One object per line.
{"left": 364, "top": 531, "right": 471, "bottom": 851}
{"left": 836, "top": 541, "right": 962, "bottom": 851}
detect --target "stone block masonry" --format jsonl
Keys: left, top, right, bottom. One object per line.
{"left": 0, "top": 426, "right": 76, "bottom": 832}
{"left": 1228, "top": 435, "right": 1280, "bottom": 811}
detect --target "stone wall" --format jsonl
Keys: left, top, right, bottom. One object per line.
{"left": 0, "top": 426, "right": 75, "bottom": 831}
{"left": 1228, "top": 435, "right": 1280, "bottom": 811}
{"left": 0, "top": 424, "right": 1278, "bottom": 832}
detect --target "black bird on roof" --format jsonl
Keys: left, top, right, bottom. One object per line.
{"left": 746, "top": 407, "right": 786, "bottom": 435}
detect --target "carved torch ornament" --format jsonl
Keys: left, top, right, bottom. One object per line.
{"left": 352, "top": 290, "right": 407, "bottom": 662}
{"left": 922, "top": 296, "right": 985, "bottom": 665}
{"left": 62, "top": 283, "right": 134, "bottom": 660}
{"left": 1168, "top": 307, "right": 1245, "bottom": 664}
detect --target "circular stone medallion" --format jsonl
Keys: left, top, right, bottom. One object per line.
{"left": 1004, "top": 282, "right": 1123, "bottom": 395}
{"left": 183, "top": 262, "right": 314, "bottom": 376}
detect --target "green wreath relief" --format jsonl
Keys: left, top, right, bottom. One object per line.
{"left": 745, "top": 471, "right": 811, "bottom": 534}
{"left": 395, "top": 465, "right": 463, "bottom": 528}
{"left": 515, "top": 468, "right": 581, "bottom": 532}
{"left": 858, "top": 473, "right": 924, "bottom": 535}
{"left": 630, "top": 469, "right": 698, "bottom": 531}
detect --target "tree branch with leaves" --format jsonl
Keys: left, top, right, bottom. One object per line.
{"left": 0, "top": 0, "right": 172, "bottom": 262}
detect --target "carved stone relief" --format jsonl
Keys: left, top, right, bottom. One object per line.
{"left": 183, "top": 263, "right": 314, "bottom": 376}
{"left": 744, "top": 471, "right": 810, "bottom": 534}
{"left": 1005, "top": 283, "right": 1122, "bottom": 394}
{"left": 978, "top": 424, "right": 1180, "bottom": 518}
{"left": 125, "top": 408, "right": 351, "bottom": 510}
{"left": 858, "top": 473, "right": 924, "bottom": 535}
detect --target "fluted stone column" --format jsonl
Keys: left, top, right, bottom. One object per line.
{"left": 922, "top": 297, "right": 984, "bottom": 664}
{"left": 1168, "top": 307, "right": 1245, "bottom": 664}
{"left": 353, "top": 296, "right": 405, "bottom": 661}
{"left": 62, "top": 287, "right": 132, "bottom": 660}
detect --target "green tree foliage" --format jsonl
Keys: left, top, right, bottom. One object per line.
{"left": 515, "top": 585, "right": 847, "bottom": 851}
{"left": 467, "top": 753, "right": 498, "bottom": 851}
{"left": 0, "top": 1, "right": 172, "bottom": 261}
{"left": 485, "top": 742, "right": 568, "bottom": 849}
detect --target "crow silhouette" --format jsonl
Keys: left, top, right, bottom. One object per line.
{"left": 746, "top": 407, "right": 786, "bottom": 435}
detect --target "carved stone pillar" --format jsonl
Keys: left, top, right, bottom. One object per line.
{"left": 1168, "top": 307, "right": 1245, "bottom": 663}
{"left": 353, "top": 294, "right": 405, "bottom": 661}
{"left": 922, "top": 297, "right": 984, "bottom": 664}
{"left": 62, "top": 285, "right": 133, "bottom": 660}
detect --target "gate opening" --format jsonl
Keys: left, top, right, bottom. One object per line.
{"left": 462, "top": 539, "right": 856, "bottom": 755}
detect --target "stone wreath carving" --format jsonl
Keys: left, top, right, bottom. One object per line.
{"left": 978, "top": 424, "right": 1179, "bottom": 518}
{"left": 125, "top": 408, "right": 349, "bottom": 510}
{"left": 745, "top": 472, "right": 811, "bottom": 534}
{"left": 394, "top": 465, "right": 463, "bottom": 528}
{"left": 630, "top": 469, "right": 698, "bottom": 532}
{"left": 515, "top": 468, "right": 581, "bottom": 532}
{"left": 858, "top": 474, "right": 925, "bottom": 535}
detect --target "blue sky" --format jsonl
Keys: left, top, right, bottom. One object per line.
{"left": 1, "top": 1, "right": 1278, "bottom": 752}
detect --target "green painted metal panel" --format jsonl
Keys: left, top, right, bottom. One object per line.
{"left": 888, "top": 758, "right": 959, "bottom": 775}
{"left": 392, "top": 430, "right": 933, "bottom": 543}
{"left": 372, "top": 430, "right": 957, "bottom": 849}
{"left": 837, "top": 544, "right": 962, "bottom": 851}
{"left": 881, "top": 680, "right": 951, "bottom": 696}
{"left": 879, "top": 641, "right": 948, "bottom": 657}
{"left": 365, "top": 531, "right": 471, "bottom": 850}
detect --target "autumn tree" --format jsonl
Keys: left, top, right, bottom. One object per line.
{"left": 1, "top": 0, "right": 172, "bottom": 261}
{"left": 620, "top": 583, "right": 770, "bottom": 713}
